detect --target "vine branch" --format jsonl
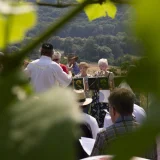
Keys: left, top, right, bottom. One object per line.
{"left": 36, "top": 0, "right": 132, "bottom": 8}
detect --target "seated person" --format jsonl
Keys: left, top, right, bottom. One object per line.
{"left": 104, "top": 82, "right": 147, "bottom": 128}
{"left": 104, "top": 103, "right": 146, "bottom": 128}
{"left": 74, "top": 62, "right": 92, "bottom": 98}
{"left": 91, "top": 88, "right": 157, "bottom": 160}
{"left": 74, "top": 89, "right": 99, "bottom": 159}
{"left": 64, "top": 54, "right": 80, "bottom": 76}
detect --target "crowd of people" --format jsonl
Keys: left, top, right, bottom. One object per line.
{"left": 24, "top": 43, "right": 157, "bottom": 160}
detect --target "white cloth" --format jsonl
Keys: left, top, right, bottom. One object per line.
{"left": 99, "top": 90, "right": 110, "bottom": 103}
{"left": 133, "top": 104, "right": 146, "bottom": 124}
{"left": 103, "top": 104, "right": 147, "bottom": 128}
{"left": 79, "top": 137, "right": 95, "bottom": 155}
{"left": 83, "top": 113, "right": 99, "bottom": 139}
{"left": 24, "top": 56, "right": 72, "bottom": 93}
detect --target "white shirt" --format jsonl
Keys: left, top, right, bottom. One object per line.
{"left": 103, "top": 104, "right": 147, "bottom": 128}
{"left": 83, "top": 113, "right": 99, "bottom": 139}
{"left": 24, "top": 56, "right": 72, "bottom": 93}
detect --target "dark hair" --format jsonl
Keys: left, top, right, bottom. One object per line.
{"left": 41, "top": 48, "right": 53, "bottom": 56}
{"left": 41, "top": 43, "right": 54, "bottom": 56}
{"left": 108, "top": 88, "right": 135, "bottom": 115}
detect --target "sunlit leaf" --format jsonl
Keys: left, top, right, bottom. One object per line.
{"left": 84, "top": 3, "right": 106, "bottom": 21}
{"left": 102, "top": 0, "right": 117, "bottom": 19}
{"left": 77, "top": 0, "right": 117, "bottom": 21}
{"left": 0, "top": 1, "right": 37, "bottom": 49}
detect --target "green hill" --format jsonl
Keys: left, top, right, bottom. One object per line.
{"left": 16, "top": 1, "right": 139, "bottom": 64}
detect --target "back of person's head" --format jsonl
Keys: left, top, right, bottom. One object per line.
{"left": 108, "top": 88, "right": 135, "bottom": 115}
{"left": 41, "top": 43, "right": 53, "bottom": 57}
{"left": 52, "top": 51, "right": 61, "bottom": 60}
{"left": 98, "top": 58, "right": 108, "bottom": 67}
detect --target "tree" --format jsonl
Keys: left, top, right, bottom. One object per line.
{"left": 63, "top": 37, "right": 73, "bottom": 54}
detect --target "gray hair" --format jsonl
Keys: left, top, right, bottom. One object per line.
{"left": 52, "top": 51, "right": 61, "bottom": 59}
{"left": 98, "top": 58, "right": 108, "bottom": 66}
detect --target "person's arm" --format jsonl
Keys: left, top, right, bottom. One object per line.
{"left": 61, "top": 64, "right": 69, "bottom": 74}
{"left": 24, "top": 63, "right": 31, "bottom": 78}
{"left": 63, "top": 65, "right": 69, "bottom": 74}
{"left": 53, "top": 63, "right": 72, "bottom": 87}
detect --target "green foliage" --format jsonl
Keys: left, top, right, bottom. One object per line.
{"left": 0, "top": 0, "right": 160, "bottom": 160}
{"left": 9, "top": 4, "right": 139, "bottom": 63}
{"left": 46, "top": 35, "right": 138, "bottom": 64}
{"left": 0, "top": 1, "right": 36, "bottom": 49}
{"left": 104, "top": 0, "right": 160, "bottom": 159}
{"left": 0, "top": 88, "right": 81, "bottom": 160}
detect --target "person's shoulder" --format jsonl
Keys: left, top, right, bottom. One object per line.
{"left": 97, "top": 126, "right": 114, "bottom": 139}
{"left": 30, "top": 59, "right": 39, "bottom": 64}
{"left": 103, "top": 123, "right": 119, "bottom": 136}
{"left": 134, "top": 104, "right": 145, "bottom": 110}
{"left": 50, "top": 61, "right": 60, "bottom": 67}
{"left": 26, "top": 59, "right": 39, "bottom": 68}
{"left": 134, "top": 104, "right": 146, "bottom": 115}
{"left": 84, "top": 114, "right": 97, "bottom": 122}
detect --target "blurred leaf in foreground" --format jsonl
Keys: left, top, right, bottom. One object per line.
{"left": 104, "top": 0, "right": 160, "bottom": 159}
{"left": 0, "top": 1, "right": 37, "bottom": 49}
{"left": 0, "top": 87, "right": 81, "bottom": 160}
{"left": 0, "top": 69, "right": 31, "bottom": 112}
{"left": 135, "top": 0, "right": 160, "bottom": 62}
{"left": 77, "top": 0, "right": 117, "bottom": 21}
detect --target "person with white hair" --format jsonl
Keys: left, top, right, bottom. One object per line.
{"left": 89, "top": 58, "right": 114, "bottom": 128}
{"left": 52, "top": 51, "right": 69, "bottom": 74}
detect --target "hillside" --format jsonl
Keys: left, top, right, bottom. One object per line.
{"left": 14, "top": 1, "right": 139, "bottom": 64}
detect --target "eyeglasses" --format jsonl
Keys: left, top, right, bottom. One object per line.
{"left": 53, "top": 59, "right": 59, "bottom": 61}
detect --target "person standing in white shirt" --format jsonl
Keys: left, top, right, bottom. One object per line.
{"left": 24, "top": 43, "right": 72, "bottom": 93}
